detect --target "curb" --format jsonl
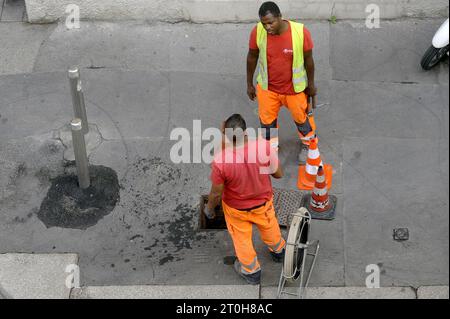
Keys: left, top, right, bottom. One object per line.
{"left": 0, "top": 253, "right": 447, "bottom": 299}
{"left": 71, "top": 285, "right": 260, "bottom": 299}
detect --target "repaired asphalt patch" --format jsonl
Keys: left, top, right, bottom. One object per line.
{"left": 37, "top": 165, "right": 120, "bottom": 229}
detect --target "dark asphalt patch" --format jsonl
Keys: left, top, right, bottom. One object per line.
{"left": 37, "top": 165, "right": 120, "bottom": 229}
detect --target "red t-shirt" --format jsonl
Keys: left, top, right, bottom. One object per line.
{"left": 249, "top": 21, "right": 314, "bottom": 95}
{"left": 211, "top": 139, "right": 279, "bottom": 210}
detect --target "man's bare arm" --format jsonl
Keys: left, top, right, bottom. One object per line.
{"left": 247, "top": 49, "right": 259, "bottom": 100}
{"left": 304, "top": 50, "right": 317, "bottom": 108}
{"left": 207, "top": 183, "right": 224, "bottom": 211}
{"left": 271, "top": 164, "right": 283, "bottom": 179}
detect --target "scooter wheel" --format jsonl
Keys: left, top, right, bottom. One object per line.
{"left": 421, "top": 45, "right": 449, "bottom": 70}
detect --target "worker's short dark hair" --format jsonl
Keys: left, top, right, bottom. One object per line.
{"left": 224, "top": 114, "right": 246, "bottom": 143}
{"left": 259, "top": 1, "right": 281, "bottom": 18}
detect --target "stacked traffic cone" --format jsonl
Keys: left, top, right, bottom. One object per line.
{"left": 297, "top": 137, "right": 332, "bottom": 190}
{"left": 306, "top": 165, "right": 337, "bottom": 220}
{"left": 309, "top": 166, "right": 331, "bottom": 212}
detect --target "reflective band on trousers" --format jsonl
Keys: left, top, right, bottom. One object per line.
{"left": 300, "top": 133, "right": 315, "bottom": 142}
{"left": 269, "top": 237, "right": 283, "bottom": 253}
{"left": 301, "top": 133, "right": 315, "bottom": 140}
{"left": 240, "top": 257, "right": 260, "bottom": 274}
{"left": 296, "top": 119, "right": 313, "bottom": 137}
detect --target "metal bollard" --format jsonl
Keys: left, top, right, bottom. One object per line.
{"left": 71, "top": 118, "right": 90, "bottom": 189}
{"left": 68, "top": 66, "right": 89, "bottom": 134}
{"left": 78, "top": 88, "right": 89, "bottom": 134}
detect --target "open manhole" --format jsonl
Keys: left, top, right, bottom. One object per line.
{"left": 198, "top": 195, "right": 227, "bottom": 230}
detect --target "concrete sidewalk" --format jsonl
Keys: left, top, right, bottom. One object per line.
{"left": 23, "top": 0, "right": 449, "bottom": 23}
{"left": 0, "top": 253, "right": 77, "bottom": 299}
{"left": 0, "top": 16, "right": 448, "bottom": 295}
{"left": 0, "top": 252, "right": 447, "bottom": 299}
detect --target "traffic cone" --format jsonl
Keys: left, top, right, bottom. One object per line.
{"left": 309, "top": 166, "right": 331, "bottom": 212}
{"left": 306, "top": 166, "right": 337, "bottom": 220}
{"left": 297, "top": 137, "right": 332, "bottom": 190}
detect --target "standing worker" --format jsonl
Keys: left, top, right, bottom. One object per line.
{"left": 247, "top": 1, "right": 317, "bottom": 163}
{"left": 206, "top": 114, "right": 286, "bottom": 285}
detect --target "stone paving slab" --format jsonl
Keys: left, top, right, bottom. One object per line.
{"left": 32, "top": 21, "right": 332, "bottom": 81}
{"left": 261, "top": 286, "right": 417, "bottom": 299}
{"left": 71, "top": 285, "right": 259, "bottom": 299}
{"left": 343, "top": 137, "right": 449, "bottom": 287}
{"left": 417, "top": 286, "right": 449, "bottom": 299}
{"left": 320, "top": 81, "right": 449, "bottom": 141}
{"left": 0, "top": 70, "right": 171, "bottom": 140}
{"left": 0, "top": 253, "right": 78, "bottom": 299}
{"left": 0, "top": 1, "right": 4, "bottom": 19}
{"left": 1, "top": 0, "right": 25, "bottom": 22}
{"left": 331, "top": 19, "right": 449, "bottom": 84}
{"left": 23, "top": 0, "right": 450, "bottom": 23}
{"left": 0, "top": 22, "right": 55, "bottom": 75}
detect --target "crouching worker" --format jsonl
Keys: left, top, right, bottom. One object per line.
{"left": 206, "top": 114, "right": 286, "bottom": 285}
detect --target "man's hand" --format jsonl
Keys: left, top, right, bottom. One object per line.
{"left": 305, "top": 85, "right": 318, "bottom": 109}
{"left": 247, "top": 84, "right": 256, "bottom": 101}
{"left": 207, "top": 183, "right": 224, "bottom": 219}
{"left": 204, "top": 206, "right": 216, "bottom": 220}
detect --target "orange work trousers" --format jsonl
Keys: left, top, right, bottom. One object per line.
{"left": 222, "top": 199, "right": 286, "bottom": 274}
{"left": 256, "top": 84, "right": 316, "bottom": 146}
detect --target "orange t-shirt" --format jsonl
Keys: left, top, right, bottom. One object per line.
{"left": 249, "top": 22, "right": 314, "bottom": 95}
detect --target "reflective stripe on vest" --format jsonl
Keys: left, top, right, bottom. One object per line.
{"left": 256, "top": 21, "right": 307, "bottom": 93}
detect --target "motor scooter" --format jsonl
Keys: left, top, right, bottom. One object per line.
{"left": 421, "top": 18, "right": 449, "bottom": 70}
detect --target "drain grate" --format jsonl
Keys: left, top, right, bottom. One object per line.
{"left": 393, "top": 228, "right": 409, "bottom": 241}
{"left": 274, "top": 188, "right": 305, "bottom": 227}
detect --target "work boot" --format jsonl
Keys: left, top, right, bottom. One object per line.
{"left": 270, "top": 248, "right": 285, "bottom": 263}
{"left": 233, "top": 260, "right": 261, "bottom": 285}
{"left": 298, "top": 143, "right": 309, "bottom": 164}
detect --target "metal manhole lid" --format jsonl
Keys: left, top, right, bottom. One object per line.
{"left": 274, "top": 188, "right": 305, "bottom": 227}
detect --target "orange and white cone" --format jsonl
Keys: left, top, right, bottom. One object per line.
{"left": 297, "top": 137, "right": 333, "bottom": 190}
{"left": 309, "top": 166, "right": 331, "bottom": 212}
{"left": 305, "top": 165, "right": 337, "bottom": 220}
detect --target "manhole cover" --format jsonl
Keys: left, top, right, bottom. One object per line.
{"left": 274, "top": 188, "right": 304, "bottom": 227}
{"left": 393, "top": 228, "right": 409, "bottom": 241}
